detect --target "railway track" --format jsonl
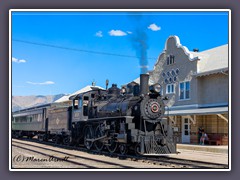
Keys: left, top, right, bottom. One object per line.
{"left": 11, "top": 138, "right": 228, "bottom": 169}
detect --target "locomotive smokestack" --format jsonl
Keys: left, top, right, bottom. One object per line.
{"left": 140, "top": 74, "right": 149, "bottom": 95}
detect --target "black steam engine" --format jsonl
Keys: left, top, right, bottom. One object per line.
{"left": 12, "top": 74, "right": 176, "bottom": 155}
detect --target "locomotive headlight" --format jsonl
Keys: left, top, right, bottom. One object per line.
{"left": 121, "top": 87, "right": 126, "bottom": 94}
{"left": 149, "top": 83, "right": 161, "bottom": 93}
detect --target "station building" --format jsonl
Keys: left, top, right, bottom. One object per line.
{"left": 149, "top": 35, "right": 229, "bottom": 145}
{"left": 130, "top": 35, "right": 229, "bottom": 145}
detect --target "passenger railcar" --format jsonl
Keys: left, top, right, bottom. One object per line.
{"left": 12, "top": 104, "right": 50, "bottom": 139}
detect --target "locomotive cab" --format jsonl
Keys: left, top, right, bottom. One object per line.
{"left": 126, "top": 82, "right": 140, "bottom": 96}
{"left": 69, "top": 87, "right": 107, "bottom": 122}
{"left": 71, "top": 95, "right": 89, "bottom": 122}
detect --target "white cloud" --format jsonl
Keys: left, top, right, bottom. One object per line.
{"left": 18, "top": 59, "right": 27, "bottom": 63}
{"left": 26, "top": 81, "right": 55, "bottom": 85}
{"left": 127, "top": 31, "right": 132, "bottom": 34}
{"left": 108, "top": 30, "right": 127, "bottom": 36}
{"left": 12, "top": 57, "right": 27, "bottom": 63}
{"left": 12, "top": 57, "right": 18, "bottom": 62}
{"left": 148, "top": 23, "right": 161, "bottom": 31}
{"left": 95, "top": 31, "right": 103, "bottom": 37}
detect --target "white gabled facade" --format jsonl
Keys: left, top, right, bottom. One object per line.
{"left": 129, "top": 35, "right": 229, "bottom": 145}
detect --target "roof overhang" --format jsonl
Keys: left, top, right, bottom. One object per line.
{"left": 165, "top": 106, "right": 228, "bottom": 116}
{"left": 195, "top": 67, "right": 228, "bottom": 77}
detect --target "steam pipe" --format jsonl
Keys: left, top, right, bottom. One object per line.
{"left": 140, "top": 74, "right": 149, "bottom": 95}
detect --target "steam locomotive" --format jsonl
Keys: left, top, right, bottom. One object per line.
{"left": 12, "top": 74, "right": 176, "bottom": 155}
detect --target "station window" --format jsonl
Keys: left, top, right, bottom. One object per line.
{"left": 166, "top": 84, "right": 175, "bottom": 94}
{"left": 179, "top": 81, "right": 190, "bottom": 100}
{"left": 167, "top": 55, "right": 175, "bottom": 65}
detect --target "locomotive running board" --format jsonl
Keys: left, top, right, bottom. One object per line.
{"left": 142, "top": 153, "right": 178, "bottom": 156}
{"left": 85, "top": 135, "right": 107, "bottom": 142}
{"left": 88, "top": 116, "right": 134, "bottom": 122}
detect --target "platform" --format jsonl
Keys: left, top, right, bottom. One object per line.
{"left": 163, "top": 144, "right": 230, "bottom": 165}
{"left": 177, "top": 144, "right": 228, "bottom": 154}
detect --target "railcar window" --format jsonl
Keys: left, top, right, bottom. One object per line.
{"left": 15, "top": 117, "right": 19, "bottom": 123}
{"left": 83, "top": 106, "right": 88, "bottom": 116}
{"left": 91, "top": 94, "right": 95, "bottom": 98}
{"left": 20, "top": 116, "right": 27, "bottom": 123}
{"left": 133, "top": 85, "right": 140, "bottom": 96}
{"left": 84, "top": 96, "right": 89, "bottom": 100}
{"left": 36, "top": 114, "right": 38, "bottom": 121}
{"left": 78, "top": 99, "right": 82, "bottom": 108}
{"left": 29, "top": 116, "right": 33, "bottom": 122}
{"left": 27, "top": 116, "right": 30, "bottom": 122}
{"left": 74, "top": 99, "right": 79, "bottom": 109}
{"left": 126, "top": 85, "right": 133, "bottom": 94}
{"left": 38, "top": 114, "right": 42, "bottom": 122}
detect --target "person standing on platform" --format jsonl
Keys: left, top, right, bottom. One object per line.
{"left": 198, "top": 127, "right": 203, "bottom": 144}
{"left": 200, "top": 130, "right": 209, "bottom": 145}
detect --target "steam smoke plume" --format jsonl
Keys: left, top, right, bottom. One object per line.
{"left": 129, "top": 15, "right": 149, "bottom": 74}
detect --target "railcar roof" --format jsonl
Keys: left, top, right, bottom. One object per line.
{"left": 54, "top": 85, "right": 105, "bottom": 102}
{"left": 12, "top": 103, "right": 51, "bottom": 114}
{"left": 69, "top": 87, "right": 106, "bottom": 100}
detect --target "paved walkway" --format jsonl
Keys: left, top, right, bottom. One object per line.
{"left": 167, "top": 144, "right": 230, "bottom": 165}
{"left": 177, "top": 144, "right": 228, "bottom": 154}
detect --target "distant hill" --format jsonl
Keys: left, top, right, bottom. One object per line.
{"left": 12, "top": 94, "right": 65, "bottom": 112}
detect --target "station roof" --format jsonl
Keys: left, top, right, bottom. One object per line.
{"left": 192, "top": 44, "right": 228, "bottom": 76}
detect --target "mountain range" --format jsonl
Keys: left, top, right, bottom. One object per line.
{"left": 12, "top": 94, "right": 65, "bottom": 112}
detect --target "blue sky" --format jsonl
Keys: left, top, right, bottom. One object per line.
{"left": 11, "top": 11, "right": 229, "bottom": 96}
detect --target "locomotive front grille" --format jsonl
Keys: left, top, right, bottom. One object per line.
{"left": 140, "top": 136, "right": 176, "bottom": 155}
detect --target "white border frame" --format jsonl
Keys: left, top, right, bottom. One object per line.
{"left": 9, "top": 9, "right": 231, "bottom": 172}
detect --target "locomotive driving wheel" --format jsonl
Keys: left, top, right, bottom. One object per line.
{"left": 63, "top": 136, "right": 71, "bottom": 145}
{"left": 84, "top": 126, "right": 94, "bottom": 150}
{"left": 107, "top": 138, "right": 118, "bottom": 153}
{"left": 135, "top": 143, "right": 144, "bottom": 156}
{"left": 119, "top": 144, "right": 128, "bottom": 155}
{"left": 94, "top": 125, "right": 104, "bottom": 151}
{"left": 52, "top": 135, "right": 60, "bottom": 144}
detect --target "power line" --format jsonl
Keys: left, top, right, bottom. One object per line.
{"left": 12, "top": 39, "right": 157, "bottom": 60}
